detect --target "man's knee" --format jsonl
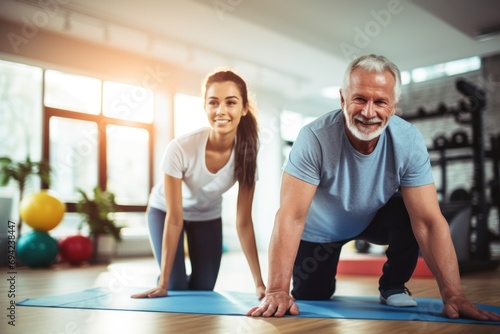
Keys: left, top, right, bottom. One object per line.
{"left": 291, "top": 278, "right": 336, "bottom": 300}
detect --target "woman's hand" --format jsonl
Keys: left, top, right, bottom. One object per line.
{"left": 131, "top": 287, "right": 168, "bottom": 299}
{"left": 256, "top": 284, "right": 266, "bottom": 301}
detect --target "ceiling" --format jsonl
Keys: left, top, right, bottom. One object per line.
{"left": 1, "top": 0, "right": 500, "bottom": 115}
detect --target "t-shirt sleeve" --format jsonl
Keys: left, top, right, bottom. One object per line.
{"left": 160, "top": 140, "right": 184, "bottom": 179}
{"left": 401, "top": 129, "right": 434, "bottom": 187}
{"left": 284, "top": 127, "right": 322, "bottom": 186}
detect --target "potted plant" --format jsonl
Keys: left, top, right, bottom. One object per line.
{"left": 0, "top": 156, "right": 52, "bottom": 238}
{"left": 76, "top": 186, "right": 122, "bottom": 263}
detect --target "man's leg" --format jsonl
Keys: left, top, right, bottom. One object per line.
{"left": 356, "top": 192, "right": 419, "bottom": 306}
{"left": 291, "top": 240, "right": 343, "bottom": 300}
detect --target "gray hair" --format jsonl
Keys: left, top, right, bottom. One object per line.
{"left": 342, "top": 54, "right": 402, "bottom": 103}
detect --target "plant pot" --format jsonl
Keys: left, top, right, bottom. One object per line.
{"left": 90, "top": 233, "right": 117, "bottom": 264}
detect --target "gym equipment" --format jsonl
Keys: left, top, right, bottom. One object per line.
{"left": 404, "top": 78, "right": 499, "bottom": 273}
{"left": 451, "top": 130, "right": 469, "bottom": 148}
{"left": 417, "top": 107, "right": 427, "bottom": 117}
{"left": 437, "top": 102, "right": 448, "bottom": 114}
{"left": 433, "top": 134, "right": 450, "bottom": 150}
{"left": 16, "top": 230, "right": 59, "bottom": 267}
{"left": 354, "top": 240, "right": 371, "bottom": 253}
{"left": 19, "top": 190, "right": 66, "bottom": 231}
{"left": 441, "top": 203, "right": 471, "bottom": 262}
{"left": 456, "top": 78, "right": 490, "bottom": 263}
{"left": 59, "top": 235, "right": 93, "bottom": 265}
{"left": 449, "top": 188, "right": 470, "bottom": 202}
{"left": 489, "top": 134, "right": 500, "bottom": 234}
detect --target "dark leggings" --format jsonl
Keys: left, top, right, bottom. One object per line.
{"left": 147, "top": 207, "right": 223, "bottom": 290}
{"left": 292, "top": 192, "right": 419, "bottom": 300}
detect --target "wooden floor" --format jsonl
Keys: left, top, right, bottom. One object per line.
{"left": 2, "top": 252, "right": 500, "bottom": 334}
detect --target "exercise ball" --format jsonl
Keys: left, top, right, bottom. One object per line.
{"left": 59, "top": 235, "right": 93, "bottom": 265}
{"left": 16, "top": 230, "right": 59, "bottom": 267}
{"left": 20, "top": 190, "right": 66, "bottom": 231}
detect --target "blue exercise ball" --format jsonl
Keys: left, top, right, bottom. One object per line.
{"left": 16, "top": 231, "right": 59, "bottom": 267}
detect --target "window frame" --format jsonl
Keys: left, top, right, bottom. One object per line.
{"left": 42, "top": 83, "right": 154, "bottom": 214}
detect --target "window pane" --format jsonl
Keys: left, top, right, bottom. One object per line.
{"left": 44, "top": 70, "right": 101, "bottom": 114}
{"left": 103, "top": 81, "right": 154, "bottom": 123}
{"left": 49, "top": 117, "right": 98, "bottom": 202}
{"left": 0, "top": 60, "right": 43, "bottom": 162}
{"left": 106, "top": 125, "right": 149, "bottom": 205}
{"left": 174, "top": 93, "right": 209, "bottom": 137}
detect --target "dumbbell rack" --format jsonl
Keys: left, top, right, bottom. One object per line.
{"left": 403, "top": 78, "right": 499, "bottom": 273}
{"left": 429, "top": 133, "right": 472, "bottom": 200}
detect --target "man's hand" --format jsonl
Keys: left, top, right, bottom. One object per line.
{"left": 246, "top": 291, "right": 299, "bottom": 317}
{"left": 443, "top": 295, "right": 500, "bottom": 321}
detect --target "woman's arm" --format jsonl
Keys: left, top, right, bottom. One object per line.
{"left": 235, "top": 182, "right": 266, "bottom": 299}
{"left": 132, "top": 174, "right": 184, "bottom": 298}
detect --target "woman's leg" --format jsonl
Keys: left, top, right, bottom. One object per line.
{"left": 147, "top": 207, "right": 188, "bottom": 290}
{"left": 184, "top": 218, "right": 223, "bottom": 290}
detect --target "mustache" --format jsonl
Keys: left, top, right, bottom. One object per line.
{"left": 353, "top": 115, "right": 383, "bottom": 124}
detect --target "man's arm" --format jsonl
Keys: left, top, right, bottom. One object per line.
{"left": 247, "top": 172, "right": 317, "bottom": 317}
{"left": 401, "top": 184, "right": 500, "bottom": 321}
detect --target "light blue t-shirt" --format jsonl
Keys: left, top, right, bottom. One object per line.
{"left": 284, "top": 109, "right": 434, "bottom": 243}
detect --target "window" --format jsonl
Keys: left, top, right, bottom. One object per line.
{"left": 410, "top": 56, "right": 481, "bottom": 84}
{"left": 103, "top": 81, "right": 154, "bottom": 123}
{"left": 45, "top": 70, "right": 101, "bottom": 114}
{"left": 0, "top": 60, "right": 43, "bottom": 160}
{"left": 0, "top": 60, "right": 43, "bottom": 195}
{"left": 49, "top": 117, "right": 98, "bottom": 202}
{"left": 44, "top": 71, "right": 154, "bottom": 210}
{"left": 174, "top": 93, "right": 209, "bottom": 137}
{"left": 106, "top": 125, "right": 150, "bottom": 205}
{"left": 0, "top": 59, "right": 156, "bottom": 238}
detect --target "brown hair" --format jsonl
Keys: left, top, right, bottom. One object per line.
{"left": 202, "top": 69, "right": 259, "bottom": 189}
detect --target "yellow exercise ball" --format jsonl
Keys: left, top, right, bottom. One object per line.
{"left": 20, "top": 190, "right": 66, "bottom": 231}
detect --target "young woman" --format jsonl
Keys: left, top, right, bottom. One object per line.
{"left": 132, "top": 69, "right": 266, "bottom": 300}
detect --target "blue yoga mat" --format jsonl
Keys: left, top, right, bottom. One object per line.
{"left": 17, "top": 287, "right": 500, "bottom": 325}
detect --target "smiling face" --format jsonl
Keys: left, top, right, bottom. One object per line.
{"left": 340, "top": 68, "right": 398, "bottom": 153}
{"left": 204, "top": 81, "right": 248, "bottom": 136}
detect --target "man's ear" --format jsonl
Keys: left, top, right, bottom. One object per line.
{"left": 391, "top": 102, "right": 398, "bottom": 116}
{"left": 339, "top": 89, "right": 345, "bottom": 108}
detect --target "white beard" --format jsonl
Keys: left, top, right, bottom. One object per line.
{"left": 343, "top": 109, "right": 388, "bottom": 141}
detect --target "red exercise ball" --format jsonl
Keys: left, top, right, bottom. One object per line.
{"left": 59, "top": 235, "right": 93, "bottom": 265}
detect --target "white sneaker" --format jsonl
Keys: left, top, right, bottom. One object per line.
{"left": 380, "top": 288, "right": 417, "bottom": 307}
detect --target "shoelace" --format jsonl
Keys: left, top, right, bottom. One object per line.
{"left": 403, "top": 287, "right": 412, "bottom": 296}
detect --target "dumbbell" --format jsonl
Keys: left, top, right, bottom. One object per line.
{"left": 451, "top": 130, "right": 469, "bottom": 148}
{"left": 433, "top": 134, "right": 450, "bottom": 150}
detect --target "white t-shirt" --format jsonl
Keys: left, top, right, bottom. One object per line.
{"left": 149, "top": 127, "right": 237, "bottom": 221}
